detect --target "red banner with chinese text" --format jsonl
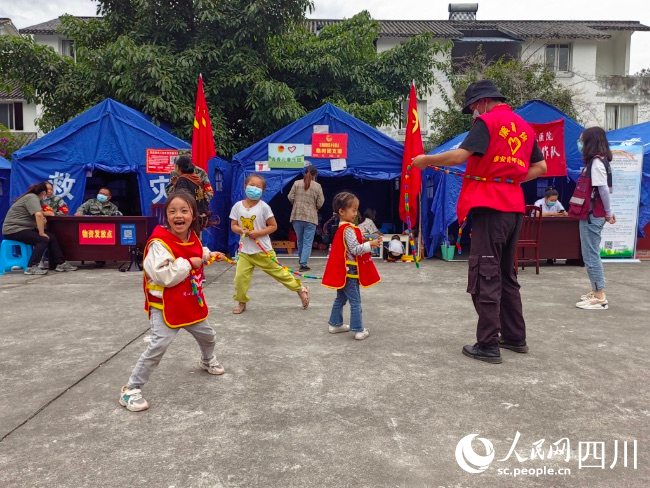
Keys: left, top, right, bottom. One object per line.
{"left": 529, "top": 119, "right": 567, "bottom": 177}
{"left": 146, "top": 149, "right": 178, "bottom": 174}
{"left": 311, "top": 133, "right": 348, "bottom": 159}
{"left": 79, "top": 223, "right": 116, "bottom": 245}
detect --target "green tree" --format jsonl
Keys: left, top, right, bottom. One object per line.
{"left": 428, "top": 53, "right": 579, "bottom": 147}
{"left": 0, "top": 3, "right": 445, "bottom": 157}
{"left": 0, "top": 124, "right": 34, "bottom": 160}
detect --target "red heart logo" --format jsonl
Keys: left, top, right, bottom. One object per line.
{"left": 288, "top": 146, "right": 297, "bottom": 153}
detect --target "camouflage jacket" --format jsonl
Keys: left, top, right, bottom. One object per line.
{"left": 41, "top": 195, "right": 69, "bottom": 215}
{"left": 76, "top": 199, "right": 121, "bottom": 216}
{"left": 166, "top": 166, "right": 214, "bottom": 203}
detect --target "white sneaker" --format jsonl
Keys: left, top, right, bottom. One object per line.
{"left": 119, "top": 386, "right": 149, "bottom": 412}
{"left": 24, "top": 265, "right": 47, "bottom": 275}
{"left": 38, "top": 259, "right": 48, "bottom": 270}
{"left": 576, "top": 295, "right": 608, "bottom": 310}
{"left": 354, "top": 329, "right": 370, "bottom": 340}
{"left": 329, "top": 324, "right": 350, "bottom": 334}
{"left": 580, "top": 291, "right": 595, "bottom": 301}
{"left": 199, "top": 356, "right": 225, "bottom": 375}
{"left": 55, "top": 262, "right": 78, "bottom": 272}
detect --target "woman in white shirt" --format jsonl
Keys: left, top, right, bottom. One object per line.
{"left": 533, "top": 187, "right": 566, "bottom": 216}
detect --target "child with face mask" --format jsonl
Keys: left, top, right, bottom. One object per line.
{"left": 229, "top": 174, "right": 310, "bottom": 314}
{"left": 533, "top": 187, "right": 566, "bottom": 216}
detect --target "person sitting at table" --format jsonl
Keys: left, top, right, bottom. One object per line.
{"left": 358, "top": 208, "right": 383, "bottom": 256}
{"left": 533, "top": 187, "right": 566, "bottom": 216}
{"left": 2, "top": 182, "right": 77, "bottom": 275}
{"left": 74, "top": 188, "right": 121, "bottom": 216}
{"left": 41, "top": 181, "right": 69, "bottom": 216}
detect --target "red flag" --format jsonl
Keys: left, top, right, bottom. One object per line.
{"left": 192, "top": 74, "right": 216, "bottom": 171}
{"left": 399, "top": 83, "right": 424, "bottom": 224}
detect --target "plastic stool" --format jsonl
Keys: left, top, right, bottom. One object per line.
{"left": 0, "top": 240, "right": 33, "bottom": 274}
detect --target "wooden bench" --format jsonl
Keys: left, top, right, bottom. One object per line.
{"left": 271, "top": 240, "right": 296, "bottom": 254}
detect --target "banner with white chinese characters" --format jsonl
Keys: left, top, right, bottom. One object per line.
{"left": 529, "top": 119, "right": 567, "bottom": 177}
{"left": 599, "top": 140, "right": 643, "bottom": 259}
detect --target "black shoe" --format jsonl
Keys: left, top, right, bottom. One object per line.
{"left": 498, "top": 338, "right": 529, "bottom": 353}
{"left": 462, "top": 343, "right": 502, "bottom": 364}
{"left": 299, "top": 265, "right": 310, "bottom": 272}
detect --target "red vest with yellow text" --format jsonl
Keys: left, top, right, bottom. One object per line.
{"left": 143, "top": 225, "right": 208, "bottom": 328}
{"left": 322, "top": 223, "right": 381, "bottom": 289}
{"left": 457, "top": 105, "right": 535, "bottom": 222}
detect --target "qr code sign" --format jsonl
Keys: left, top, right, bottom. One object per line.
{"left": 604, "top": 241, "right": 613, "bottom": 250}
{"left": 124, "top": 230, "right": 133, "bottom": 239}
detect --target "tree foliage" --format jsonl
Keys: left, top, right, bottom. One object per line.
{"left": 429, "top": 53, "right": 580, "bottom": 147}
{"left": 0, "top": 2, "right": 445, "bottom": 157}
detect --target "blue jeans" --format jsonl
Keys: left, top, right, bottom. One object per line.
{"left": 293, "top": 220, "right": 317, "bottom": 267}
{"left": 328, "top": 277, "right": 363, "bottom": 332}
{"left": 579, "top": 214, "right": 606, "bottom": 291}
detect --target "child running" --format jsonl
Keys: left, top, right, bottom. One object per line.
{"left": 322, "top": 192, "right": 382, "bottom": 340}
{"left": 119, "top": 190, "right": 226, "bottom": 412}
{"left": 230, "top": 174, "right": 309, "bottom": 314}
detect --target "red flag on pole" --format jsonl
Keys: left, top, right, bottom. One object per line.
{"left": 192, "top": 74, "right": 216, "bottom": 171}
{"left": 399, "top": 83, "right": 424, "bottom": 224}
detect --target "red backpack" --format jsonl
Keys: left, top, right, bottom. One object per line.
{"left": 568, "top": 157, "right": 612, "bottom": 220}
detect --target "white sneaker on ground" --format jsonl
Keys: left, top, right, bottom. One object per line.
{"left": 199, "top": 356, "right": 225, "bottom": 375}
{"left": 24, "top": 266, "right": 47, "bottom": 275}
{"left": 55, "top": 262, "right": 78, "bottom": 272}
{"left": 580, "top": 291, "right": 596, "bottom": 301}
{"left": 354, "top": 329, "right": 370, "bottom": 340}
{"left": 329, "top": 324, "right": 350, "bottom": 334}
{"left": 119, "top": 386, "right": 149, "bottom": 412}
{"left": 576, "top": 295, "right": 608, "bottom": 310}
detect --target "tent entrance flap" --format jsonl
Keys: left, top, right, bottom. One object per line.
{"left": 83, "top": 170, "right": 141, "bottom": 216}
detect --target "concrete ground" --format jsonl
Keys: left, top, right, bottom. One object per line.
{"left": 0, "top": 256, "right": 648, "bottom": 488}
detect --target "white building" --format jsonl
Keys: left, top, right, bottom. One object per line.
{"left": 0, "top": 18, "right": 38, "bottom": 141}
{"left": 308, "top": 3, "right": 650, "bottom": 141}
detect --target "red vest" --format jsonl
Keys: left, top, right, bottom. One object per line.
{"left": 457, "top": 105, "right": 535, "bottom": 222}
{"left": 143, "top": 225, "right": 208, "bottom": 328}
{"left": 568, "top": 157, "right": 611, "bottom": 220}
{"left": 322, "top": 223, "right": 381, "bottom": 289}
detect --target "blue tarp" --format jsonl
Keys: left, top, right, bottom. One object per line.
{"left": 10, "top": 98, "right": 190, "bottom": 216}
{"left": 0, "top": 155, "right": 11, "bottom": 242}
{"left": 229, "top": 103, "right": 404, "bottom": 253}
{"left": 201, "top": 155, "right": 236, "bottom": 252}
{"left": 605, "top": 122, "right": 650, "bottom": 236}
{"left": 423, "top": 100, "right": 586, "bottom": 256}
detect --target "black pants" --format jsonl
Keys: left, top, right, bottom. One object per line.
{"left": 467, "top": 208, "right": 525, "bottom": 347}
{"left": 3, "top": 229, "right": 66, "bottom": 268}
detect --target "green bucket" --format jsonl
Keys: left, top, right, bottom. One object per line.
{"left": 440, "top": 244, "right": 455, "bottom": 261}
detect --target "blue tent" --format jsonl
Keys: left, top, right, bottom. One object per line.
{"left": 11, "top": 98, "right": 190, "bottom": 216}
{"left": 201, "top": 155, "right": 236, "bottom": 252}
{"left": 422, "top": 100, "right": 586, "bottom": 256}
{"left": 229, "top": 103, "right": 404, "bottom": 253}
{"left": 0, "top": 155, "right": 11, "bottom": 242}
{"left": 605, "top": 122, "right": 650, "bottom": 236}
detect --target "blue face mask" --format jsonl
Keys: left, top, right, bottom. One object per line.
{"left": 97, "top": 194, "right": 109, "bottom": 203}
{"left": 547, "top": 200, "right": 556, "bottom": 207}
{"left": 245, "top": 185, "right": 263, "bottom": 201}
{"left": 577, "top": 140, "right": 584, "bottom": 153}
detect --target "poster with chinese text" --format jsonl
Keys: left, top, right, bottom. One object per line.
{"left": 268, "top": 144, "right": 305, "bottom": 168}
{"left": 311, "top": 134, "right": 348, "bottom": 159}
{"left": 146, "top": 149, "right": 178, "bottom": 174}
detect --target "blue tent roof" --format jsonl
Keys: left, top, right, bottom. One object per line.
{"left": 606, "top": 121, "right": 650, "bottom": 234}
{"left": 0, "top": 155, "right": 10, "bottom": 170}
{"left": 10, "top": 98, "right": 190, "bottom": 215}
{"left": 228, "top": 103, "right": 405, "bottom": 252}
{"left": 423, "top": 100, "right": 586, "bottom": 254}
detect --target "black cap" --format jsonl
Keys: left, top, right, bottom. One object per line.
{"left": 462, "top": 80, "right": 506, "bottom": 114}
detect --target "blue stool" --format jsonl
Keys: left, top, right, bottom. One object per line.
{"left": 0, "top": 240, "right": 33, "bottom": 274}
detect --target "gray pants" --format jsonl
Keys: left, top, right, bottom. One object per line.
{"left": 579, "top": 214, "right": 606, "bottom": 291}
{"left": 128, "top": 308, "right": 216, "bottom": 388}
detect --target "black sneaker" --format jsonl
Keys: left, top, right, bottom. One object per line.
{"left": 299, "top": 265, "right": 310, "bottom": 272}
{"left": 462, "top": 343, "right": 502, "bottom": 364}
{"left": 498, "top": 338, "right": 529, "bottom": 353}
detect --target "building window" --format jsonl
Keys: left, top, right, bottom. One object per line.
{"left": 605, "top": 104, "right": 636, "bottom": 130}
{"left": 0, "top": 103, "right": 15, "bottom": 130}
{"left": 62, "top": 39, "right": 76, "bottom": 60}
{"left": 545, "top": 44, "right": 571, "bottom": 72}
{"left": 214, "top": 170, "right": 223, "bottom": 192}
{"left": 399, "top": 99, "right": 428, "bottom": 134}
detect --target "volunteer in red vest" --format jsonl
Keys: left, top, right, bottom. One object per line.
{"left": 413, "top": 80, "right": 547, "bottom": 364}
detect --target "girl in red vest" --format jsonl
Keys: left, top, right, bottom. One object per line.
{"left": 119, "top": 190, "right": 226, "bottom": 412}
{"left": 322, "top": 192, "right": 382, "bottom": 340}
